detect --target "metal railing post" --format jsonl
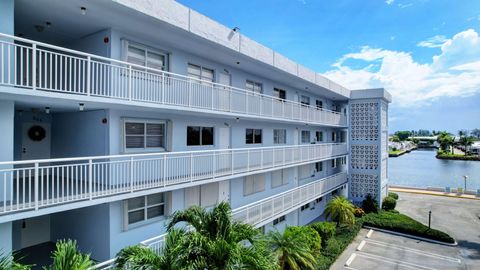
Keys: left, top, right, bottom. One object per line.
{"left": 163, "top": 155, "right": 167, "bottom": 187}
{"left": 161, "top": 72, "right": 165, "bottom": 103}
{"left": 32, "top": 44, "right": 36, "bottom": 90}
{"left": 86, "top": 56, "right": 91, "bottom": 95}
{"left": 130, "top": 157, "right": 134, "bottom": 192}
{"left": 34, "top": 163, "right": 39, "bottom": 210}
{"left": 128, "top": 65, "right": 132, "bottom": 100}
{"left": 190, "top": 153, "right": 194, "bottom": 182}
{"left": 88, "top": 160, "right": 93, "bottom": 200}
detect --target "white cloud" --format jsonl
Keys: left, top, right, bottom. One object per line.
{"left": 398, "top": 3, "right": 413, "bottom": 8}
{"left": 324, "top": 29, "right": 480, "bottom": 107}
{"left": 385, "top": 0, "right": 395, "bottom": 5}
{"left": 417, "top": 35, "right": 447, "bottom": 48}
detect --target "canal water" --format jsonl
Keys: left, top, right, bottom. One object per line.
{"left": 388, "top": 148, "right": 480, "bottom": 190}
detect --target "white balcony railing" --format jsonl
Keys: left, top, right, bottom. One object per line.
{"left": 0, "top": 143, "right": 347, "bottom": 217}
{"left": 0, "top": 33, "right": 346, "bottom": 127}
{"left": 90, "top": 172, "right": 347, "bottom": 269}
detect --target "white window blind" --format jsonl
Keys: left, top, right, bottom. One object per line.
{"left": 124, "top": 120, "right": 165, "bottom": 151}
{"left": 244, "top": 174, "right": 265, "bottom": 195}
{"left": 272, "top": 169, "right": 289, "bottom": 188}
{"left": 125, "top": 41, "right": 168, "bottom": 71}
{"left": 188, "top": 63, "right": 214, "bottom": 83}
{"left": 299, "top": 164, "right": 313, "bottom": 179}
{"left": 246, "top": 80, "right": 262, "bottom": 93}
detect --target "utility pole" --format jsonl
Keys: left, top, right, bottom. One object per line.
{"left": 464, "top": 175, "right": 468, "bottom": 192}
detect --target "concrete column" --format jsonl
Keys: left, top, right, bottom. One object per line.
{"left": 0, "top": 222, "right": 13, "bottom": 255}
{"left": 0, "top": 0, "right": 14, "bottom": 35}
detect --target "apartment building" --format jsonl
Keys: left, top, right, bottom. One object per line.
{"left": 0, "top": 0, "right": 391, "bottom": 265}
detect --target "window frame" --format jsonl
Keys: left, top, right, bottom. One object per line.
{"left": 123, "top": 118, "right": 166, "bottom": 153}
{"left": 273, "top": 129, "right": 287, "bottom": 144}
{"left": 315, "top": 161, "right": 323, "bottom": 172}
{"left": 301, "top": 130, "right": 311, "bottom": 144}
{"left": 244, "top": 174, "right": 266, "bottom": 196}
{"left": 246, "top": 128, "right": 263, "bottom": 144}
{"left": 273, "top": 215, "right": 286, "bottom": 225}
{"left": 187, "top": 126, "right": 214, "bottom": 146}
{"left": 246, "top": 80, "right": 263, "bottom": 94}
{"left": 124, "top": 193, "right": 165, "bottom": 230}
{"left": 300, "top": 203, "right": 310, "bottom": 211}
{"left": 300, "top": 95, "right": 310, "bottom": 106}
{"left": 123, "top": 40, "right": 169, "bottom": 72}
{"left": 315, "top": 131, "right": 323, "bottom": 142}
{"left": 188, "top": 63, "right": 215, "bottom": 83}
{"left": 273, "top": 88, "right": 286, "bottom": 100}
{"left": 316, "top": 100, "right": 323, "bottom": 110}
{"left": 271, "top": 169, "right": 289, "bottom": 188}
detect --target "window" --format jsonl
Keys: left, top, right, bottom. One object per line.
{"left": 301, "top": 203, "right": 310, "bottom": 211}
{"left": 332, "top": 159, "right": 337, "bottom": 168}
{"left": 300, "top": 95, "right": 310, "bottom": 106}
{"left": 273, "top": 88, "right": 286, "bottom": 100}
{"left": 185, "top": 183, "right": 219, "bottom": 208}
{"left": 299, "top": 164, "right": 313, "bottom": 179}
{"left": 244, "top": 174, "right": 265, "bottom": 195}
{"left": 316, "top": 100, "right": 323, "bottom": 109}
{"left": 125, "top": 193, "right": 165, "bottom": 226}
{"left": 272, "top": 169, "right": 289, "bottom": 188}
{"left": 188, "top": 63, "right": 214, "bottom": 83}
{"left": 273, "top": 129, "right": 287, "bottom": 144}
{"left": 246, "top": 129, "right": 262, "bottom": 144}
{"left": 246, "top": 80, "right": 263, "bottom": 93}
{"left": 124, "top": 120, "right": 165, "bottom": 151}
{"left": 187, "top": 126, "right": 214, "bottom": 146}
{"left": 301, "top": 130, "right": 310, "bottom": 144}
{"left": 315, "top": 162, "right": 323, "bottom": 172}
{"left": 332, "top": 132, "right": 337, "bottom": 142}
{"left": 315, "top": 197, "right": 323, "bottom": 203}
{"left": 273, "top": 215, "right": 286, "bottom": 225}
{"left": 316, "top": 131, "right": 323, "bottom": 142}
{"left": 125, "top": 41, "right": 169, "bottom": 71}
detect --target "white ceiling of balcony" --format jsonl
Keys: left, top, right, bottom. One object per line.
{"left": 14, "top": 0, "right": 348, "bottom": 101}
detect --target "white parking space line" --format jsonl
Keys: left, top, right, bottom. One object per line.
{"left": 356, "top": 240, "right": 366, "bottom": 251}
{"left": 366, "top": 229, "right": 374, "bottom": 238}
{"left": 365, "top": 238, "right": 462, "bottom": 263}
{"left": 356, "top": 252, "right": 438, "bottom": 270}
{"left": 345, "top": 253, "right": 357, "bottom": 267}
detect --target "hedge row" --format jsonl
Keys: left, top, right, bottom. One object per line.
{"left": 362, "top": 211, "right": 455, "bottom": 244}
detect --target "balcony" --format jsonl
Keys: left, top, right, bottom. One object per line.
{"left": 0, "top": 33, "right": 346, "bottom": 127}
{"left": 0, "top": 143, "right": 347, "bottom": 221}
{"left": 91, "top": 172, "right": 347, "bottom": 269}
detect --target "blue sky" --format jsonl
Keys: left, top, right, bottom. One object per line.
{"left": 178, "top": 0, "right": 480, "bottom": 133}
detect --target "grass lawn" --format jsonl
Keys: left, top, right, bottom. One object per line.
{"left": 389, "top": 150, "right": 404, "bottom": 155}
{"left": 362, "top": 210, "right": 455, "bottom": 243}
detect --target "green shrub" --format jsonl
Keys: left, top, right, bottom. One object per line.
{"left": 361, "top": 194, "right": 378, "bottom": 214}
{"left": 388, "top": 192, "right": 399, "bottom": 200}
{"left": 324, "top": 238, "right": 341, "bottom": 257}
{"left": 309, "top": 222, "right": 335, "bottom": 248}
{"left": 285, "top": 226, "right": 321, "bottom": 255}
{"left": 363, "top": 211, "right": 455, "bottom": 243}
{"left": 382, "top": 196, "right": 397, "bottom": 211}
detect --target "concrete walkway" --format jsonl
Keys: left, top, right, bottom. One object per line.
{"left": 390, "top": 186, "right": 480, "bottom": 200}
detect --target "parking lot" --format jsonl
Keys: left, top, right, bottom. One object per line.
{"left": 332, "top": 229, "right": 465, "bottom": 270}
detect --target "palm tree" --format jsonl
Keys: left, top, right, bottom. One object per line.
{"left": 437, "top": 132, "right": 454, "bottom": 153}
{"left": 0, "top": 250, "right": 31, "bottom": 270}
{"left": 324, "top": 196, "right": 355, "bottom": 226}
{"left": 44, "top": 239, "right": 93, "bottom": 270}
{"left": 166, "top": 201, "right": 276, "bottom": 269}
{"left": 459, "top": 136, "right": 474, "bottom": 156}
{"left": 116, "top": 229, "right": 185, "bottom": 270}
{"left": 266, "top": 228, "right": 317, "bottom": 270}
{"left": 116, "top": 202, "right": 277, "bottom": 270}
